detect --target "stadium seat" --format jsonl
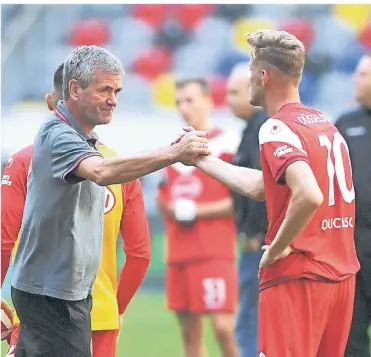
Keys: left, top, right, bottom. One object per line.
{"left": 174, "top": 4, "right": 216, "bottom": 31}
{"left": 334, "top": 4, "right": 371, "bottom": 33}
{"left": 232, "top": 17, "right": 276, "bottom": 52}
{"left": 156, "top": 18, "right": 189, "bottom": 50}
{"left": 80, "top": 4, "right": 131, "bottom": 19}
{"left": 152, "top": 73, "right": 176, "bottom": 109}
{"left": 359, "top": 22, "right": 371, "bottom": 50}
{"left": 209, "top": 76, "right": 227, "bottom": 108}
{"left": 333, "top": 42, "right": 366, "bottom": 73}
{"left": 215, "top": 4, "right": 252, "bottom": 23}
{"left": 309, "top": 15, "right": 356, "bottom": 61}
{"left": 251, "top": 4, "right": 294, "bottom": 21}
{"left": 68, "top": 19, "right": 110, "bottom": 46}
{"left": 216, "top": 47, "right": 250, "bottom": 78}
{"left": 278, "top": 18, "right": 314, "bottom": 50}
{"left": 132, "top": 47, "right": 173, "bottom": 81}
{"left": 133, "top": 4, "right": 169, "bottom": 30}
{"left": 174, "top": 44, "right": 222, "bottom": 77}
{"left": 193, "top": 17, "right": 231, "bottom": 50}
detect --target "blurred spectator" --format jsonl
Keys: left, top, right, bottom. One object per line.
{"left": 335, "top": 54, "right": 371, "bottom": 357}
{"left": 226, "top": 63, "right": 268, "bottom": 357}
{"left": 157, "top": 78, "right": 239, "bottom": 357}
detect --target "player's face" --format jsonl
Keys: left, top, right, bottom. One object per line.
{"left": 227, "top": 76, "right": 254, "bottom": 119}
{"left": 354, "top": 56, "right": 371, "bottom": 106}
{"left": 175, "top": 83, "right": 211, "bottom": 129}
{"left": 248, "top": 61, "right": 266, "bottom": 107}
{"left": 77, "top": 71, "right": 122, "bottom": 126}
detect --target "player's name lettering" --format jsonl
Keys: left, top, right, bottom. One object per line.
{"left": 297, "top": 113, "right": 329, "bottom": 125}
{"left": 273, "top": 145, "right": 293, "bottom": 158}
{"left": 321, "top": 216, "right": 353, "bottom": 230}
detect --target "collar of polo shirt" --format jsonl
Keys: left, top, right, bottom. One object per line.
{"left": 55, "top": 100, "right": 99, "bottom": 148}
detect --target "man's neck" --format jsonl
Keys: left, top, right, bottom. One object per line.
{"left": 65, "top": 101, "right": 94, "bottom": 134}
{"left": 264, "top": 88, "right": 301, "bottom": 117}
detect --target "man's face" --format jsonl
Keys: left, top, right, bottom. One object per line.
{"left": 227, "top": 75, "right": 254, "bottom": 119}
{"left": 248, "top": 61, "right": 266, "bottom": 107}
{"left": 354, "top": 56, "right": 371, "bottom": 106}
{"left": 175, "top": 83, "right": 211, "bottom": 128}
{"left": 76, "top": 71, "right": 122, "bottom": 126}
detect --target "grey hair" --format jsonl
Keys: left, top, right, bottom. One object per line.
{"left": 229, "top": 62, "right": 251, "bottom": 79}
{"left": 63, "top": 45, "right": 124, "bottom": 100}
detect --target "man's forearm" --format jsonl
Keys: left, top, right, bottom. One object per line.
{"left": 196, "top": 197, "right": 233, "bottom": 219}
{"left": 196, "top": 156, "right": 265, "bottom": 201}
{"left": 268, "top": 193, "right": 320, "bottom": 256}
{"left": 95, "top": 147, "right": 177, "bottom": 186}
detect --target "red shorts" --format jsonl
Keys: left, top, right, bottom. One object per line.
{"left": 8, "top": 324, "right": 118, "bottom": 357}
{"left": 258, "top": 275, "right": 356, "bottom": 357}
{"left": 166, "top": 259, "right": 237, "bottom": 313}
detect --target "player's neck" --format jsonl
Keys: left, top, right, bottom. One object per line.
{"left": 193, "top": 119, "right": 213, "bottom": 131}
{"left": 265, "top": 89, "right": 301, "bottom": 117}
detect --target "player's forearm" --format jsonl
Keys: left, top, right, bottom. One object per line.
{"left": 196, "top": 156, "right": 265, "bottom": 201}
{"left": 196, "top": 197, "right": 233, "bottom": 219}
{"left": 117, "top": 256, "right": 150, "bottom": 314}
{"left": 94, "top": 147, "right": 178, "bottom": 186}
{"left": 269, "top": 191, "right": 322, "bottom": 256}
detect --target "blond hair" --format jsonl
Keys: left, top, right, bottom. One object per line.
{"left": 246, "top": 30, "right": 305, "bottom": 78}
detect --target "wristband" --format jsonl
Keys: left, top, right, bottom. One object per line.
{"left": 174, "top": 199, "right": 196, "bottom": 223}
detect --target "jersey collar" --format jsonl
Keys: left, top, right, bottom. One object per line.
{"left": 55, "top": 100, "right": 99, "bottom": 147}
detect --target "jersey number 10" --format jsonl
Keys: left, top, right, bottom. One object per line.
{"left": 319, "top": 132, "right": 355, "bottom": 207}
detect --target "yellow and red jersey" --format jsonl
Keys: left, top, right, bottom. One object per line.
{"left": 158, "top": 128, "right": 239, "bottom": 263}
{"left": 1, "top": 143, "right": 150, "bottom": 331}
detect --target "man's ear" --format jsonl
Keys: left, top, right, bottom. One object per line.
{"left": 262, "top": 70, "right": 269, "bottom": 86}
{"left": 69, "top": 79, "right": 79, "bottom": 101}
{"left": 45, "top": 93, "right": 54, "bottom": 111}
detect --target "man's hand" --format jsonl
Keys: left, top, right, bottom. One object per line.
{"left": 172, "top": 130, "right": 210, "bottom": 166}
{"left": 170, "top": 126, "right": 195, "bottom": 146}
{"left": 259, "top": 245, "right": 294, "bottom": 269}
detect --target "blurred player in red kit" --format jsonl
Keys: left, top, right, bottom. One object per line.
{"left": 157, "top": 78, "right": 239, "bottom": 357}
{"left": 1, "top": 63, "right": 151, "bottom": 357}
{"left": 189, "top": 31, "right": 360, "bottom": 357}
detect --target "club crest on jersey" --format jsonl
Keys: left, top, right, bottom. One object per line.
{"left": 104, "top": 187, "right": 116, "bottom": 214}
{"left": 6, "top": 158, "right": 13, "bottom": 168}
{"left": 270, "top": 124, "right": 281, "bottom": 134}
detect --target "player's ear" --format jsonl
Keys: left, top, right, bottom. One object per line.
{"left": 262, "top": 70, "right": 269, "bottom": 86}
{"left": 45, "top": 93, "right": 54, "bottom": 111}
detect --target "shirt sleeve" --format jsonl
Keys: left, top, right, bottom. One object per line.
{"left": 259, "top": 118, "right": 309, "bottom": 184}
{"left": 116, "top": 179, "right": 151, "bottom": 314}
{"left": 1, "top": 151, "right": 30, "bottom": 285}
{"left": 51, "top": 131, "right": 102, "bottom": 183}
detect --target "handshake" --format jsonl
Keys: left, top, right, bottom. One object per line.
{"left": 169, "top": 126, "right": 210, "bottom": 166}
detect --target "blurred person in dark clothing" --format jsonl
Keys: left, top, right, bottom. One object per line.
{"left": 226, "top": 62, "right": 268, "bottom": 357}
{"left": 336, "top": 54, "right": 371, "bottom": 357}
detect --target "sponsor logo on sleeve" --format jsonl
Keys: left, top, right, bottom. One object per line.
{"left": 5, "top": 158, "right": 13, "bottom": 169}
{"left": 1, "top": 175, "right": 12, "bottom": 186}
{"left": 273, "top": 145, "right": 293, "bottom": 158}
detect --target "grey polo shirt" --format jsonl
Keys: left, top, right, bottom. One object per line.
{"left": 11, "top": 101, "right": 105, "bottom": 301}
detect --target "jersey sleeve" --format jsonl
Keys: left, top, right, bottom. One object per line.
{"left": 51, "top": 131, "right": 102, "bottom": 184}
{"left": 259, "top": 118, "right": 309, "bottom": 184}
{"left": 116, "top": 179, "right": 150, "bottom": 314}
{"left": 1, "top": 151, "right": 30, "bottom": 285}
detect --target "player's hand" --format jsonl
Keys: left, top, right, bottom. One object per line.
{"left": 170, "top": 126, "right": 196, "bottom": 146}
{"left": 172, "top": 130, "right": 210, "bottom": 166}
{"left": 259, "top": 245, "right": 294, "bottom": 269}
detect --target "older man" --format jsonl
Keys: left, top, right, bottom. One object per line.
{"left": 10, "top": 45, "right": 209, "bottom": 357}
{"left": 227, "top": 63, "right": 268, "bottom": 357}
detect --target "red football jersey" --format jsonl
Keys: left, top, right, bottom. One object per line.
{"left": 258, "top": 103, "right": 360, "bottom": 290}
{"left": 159, "top": 128, "right": 239, "bottom": 263}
